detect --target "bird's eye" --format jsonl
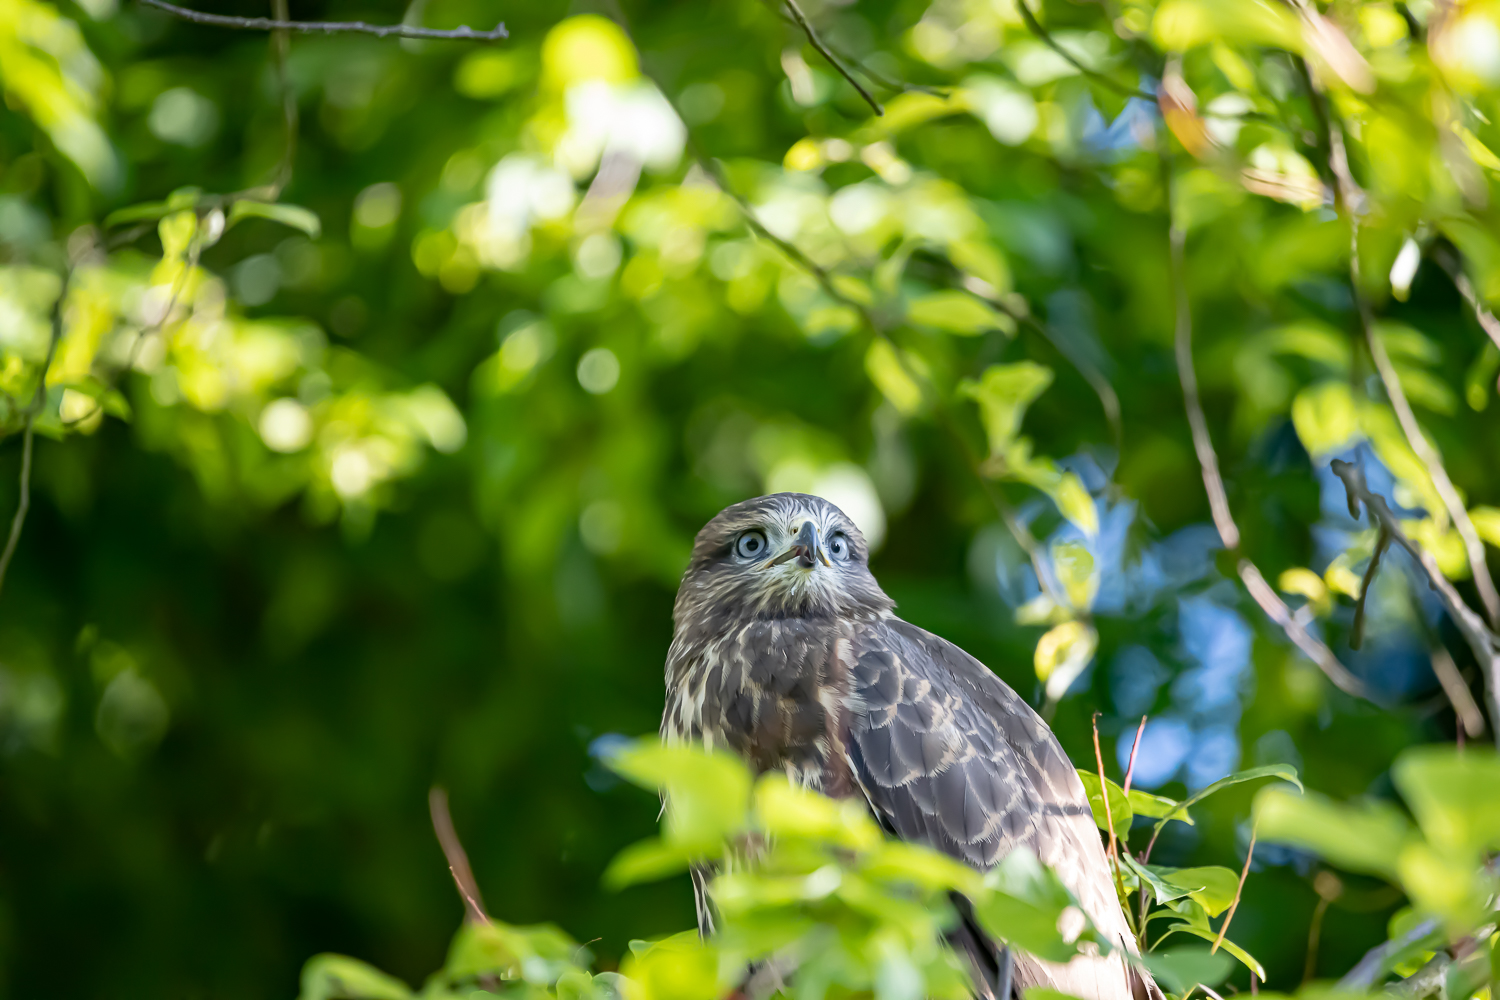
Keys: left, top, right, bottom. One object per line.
{"left": 735, "top": 530, "right": 768, "bottom": 560}
{"left": 829, "top": 532, "right": 851, "bottom": 561}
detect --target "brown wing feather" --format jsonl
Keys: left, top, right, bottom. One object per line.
{"left": 842, "top": 619, "right": 1156, "bottom": 1000}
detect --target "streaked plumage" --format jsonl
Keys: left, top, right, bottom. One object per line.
{"left": 662, "top": 494, "right": 1157, "bottom": 1000}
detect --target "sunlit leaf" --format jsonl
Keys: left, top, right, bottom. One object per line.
{"left": 1390, "top": 747, "right": 1500, "bottom": 856}
{"left": 298, "top": 955, "right": 412, "bottom": 1000}
{"left": 1076, "top": 769, "right": 1132, "bottom": 841}
{"left": 906, "top": 290, "right": 1006, "bottom": 336}
{"left": 1142, "top": 946, "right": 1234, "bottom": 994}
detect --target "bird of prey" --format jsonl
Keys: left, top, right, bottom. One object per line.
{"left": 662, "top": 493, "right": 1156, "bottom": 1000}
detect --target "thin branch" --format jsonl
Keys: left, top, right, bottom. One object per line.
{"left": 1358, "top": 276, "right": 1500, "bottom": 629}
{"left": 138, "top": 0, "right": 508, "bottom": 40}
{"left": 1331, "top": 458, "right": 1500, "bottom": 747}
{"left": 1429, "top": 644, "right": 1485, "bottom": 739}
{"left": 1091, "top": 712, "right": 1136, "bottom": 937}
{"left": 428, "top": 787, "right": 491, "bottom": 925}
{"left": 1121, "top": 715, "right": 1147, "bottom": 796}
{"left": 0, "top": 266, "right": 68, "bottom": 602}
{"left": 1170, "top": 221, "right": 1239, "bottom": 551}
{"left": 1211, "top": 824, "right": 1255, "bottom": 954}
{"left": 1165, "top": 173, "right": 1369, "bottom": 700}
{"left": 1350, "top": 527, "right": 1391, "bottom": 650}
{"left": 780, "top": 0, "right": 883, "bottom": 115}
{"left": 1435, "top": 248, "right": 1500, "bottom": 353}
{"left": 1015, "top": 0, "right": 1153, "bottom": 101}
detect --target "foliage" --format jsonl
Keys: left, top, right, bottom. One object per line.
{"left": 2, "top": 0, "right": 1500, "bottom": 996}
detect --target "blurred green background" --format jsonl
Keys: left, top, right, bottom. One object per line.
{"left": 2, "top": 0, "right": 1498, "bottom": 996}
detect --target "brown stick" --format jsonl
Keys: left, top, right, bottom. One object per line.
{"left": 1350, "top": 527, "right": 1392, "bottom": 650}
{"left": 1091, "top": 713, "right": 1135, "bottom": 935}
{"left": 1211, "top": 824, "right": 1256, "bottom": 954}
{"left": 139, "top": 0, "right": 508, "bottom": 40}
{"left": 429, "top": 787, "right": 491, "bottom": 924}
{"left": 1430, "top": 645, "right": 1485, "bottom": 738}
{"left": 1121, "top": 715, "right": 1147, "bottom": 796}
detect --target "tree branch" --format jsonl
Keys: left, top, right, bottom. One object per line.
{"left": 779, "top": 0, "right": 883, "bottom": 115}
{"left": 1330, "top": 458, "right": 1500, "bottom": 746}
{"left": 1434, "top": 248, "right": 1500, "bottom": 354}
{"left": 428, "top": 787, "right": 491, "bottom": 925}
{"left": 1165, "top": 180, "right": 1369, "bottom": 700}
{"left": 138, "top": 0, "right": 508, "bottom": 40}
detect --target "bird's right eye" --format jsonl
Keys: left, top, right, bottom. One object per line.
{"left": 735, "top": 530, "right": 768, "bottom": 560}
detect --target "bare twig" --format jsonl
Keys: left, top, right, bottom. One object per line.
{"left": 1435, "top": 248, "right": 1500, "bottom": 353}
{"left": 1430, "top": 645, "right": 1485, "bottom": 738}
{"left": 1014, "top": 0, "right": 1152, "bottom": 101}
{"left": 1237, "top": 560, "right": 1370, "bottom": 697}
{"left": 1170, "top": 222, "right": 1239, "bottom": 551}
{"left": 1211, "top": 824, "right": 1255, "bottom": 954}
{"left": 779, "top": 0, "right": 883, "bottom": 115}
{"left": 1091, "top": 712, "right": 1136, "bottom": 936}
{"left": 1330, "top": 458, "right": 1500, "bottom": 746}
{"left": 428, "top": 787, "right": 491, "bottom": 925}
{"left": 138, "top": 0, "right": 508, "bottom": 40}
{"left": 1166, "top": 182, "right": 1369, "bottom": 700}
{"left": 1358, "top": 283, "right": 1500, "bottom": 629}
{"left": 0, "top": 267, "right": 68, "bottom": 602}
{"left": 1121, "top": 715, "right": 1147, "bottom": 796}
{"left": 1350, "top": 527, "right": 1391, "bottom": 650}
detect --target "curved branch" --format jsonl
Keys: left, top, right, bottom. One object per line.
{"left": 779, "top": 0, "right": 883, "bottom": 115}
{"left": 138, "top": 0, "right": 508, "bottom": 40}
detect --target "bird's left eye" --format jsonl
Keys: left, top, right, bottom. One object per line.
{"left": 828, "top": 532, "right": 851, "bottom": 561}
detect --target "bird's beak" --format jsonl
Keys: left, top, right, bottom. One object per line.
{"left": 769, "top": 521, "right": 831, "bottom": 569}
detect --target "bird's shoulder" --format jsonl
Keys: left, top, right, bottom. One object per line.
{"left": 839, "top": 617, "right": 1090, "bottom": 864}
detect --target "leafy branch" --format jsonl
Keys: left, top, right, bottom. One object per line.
{"left": 777, "top": 0, "right": 883, "bottom": 116}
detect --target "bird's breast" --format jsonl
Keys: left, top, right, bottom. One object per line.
{"left": 663, "top": 617, "right": 854, "bottom": 787}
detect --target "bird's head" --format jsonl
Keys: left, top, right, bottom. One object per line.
{"left": 672, "top": 493, "right": 894, "bottom": 634}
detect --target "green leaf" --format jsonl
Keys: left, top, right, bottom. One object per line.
{"left": 603, "top": 739, "right": 752, "bottom": 853}
{"left": 619, "top": 931, "right": 729, "bottom": 1000}
{"left": 906, "top": 290, "right": 1006, "bottom": 335}
{"left": 1149, "top": 764, "right": 1302, "bottom": 844}
{"left": 1127, "top": 790, "right": 1193, "bottom": 827}
{"left": 229, "top": 199, "right": 323, "bottom": 239}
{"left": 1151, "top": 927, "right": 1266, "bottom": 982}
{"left": 1253, "top": 785, "right": 1415, "bottom": 879}
{"left": 1151, "top": 0, "right": 1302, "bottom": 51}
{"left": 756, "top": 772, "right": 883, "bottom": 850}
{"left": 298, "top": 955, "right": 412, "bottom": 1000}
{"left": 1141, "top": 946, "right": 1234, "bottom": 995}
{"left": 1159, "top": 866, "right": 1240, "bottom": 917}
{"left": 959, "top": 362, "right": 1053, "bottom": 454}
{"left": 1123, "top": 857, "right": 1196, "bottom": 905}
{"left": 602, "top": 837, "right": 693, "bottom": 889}
{"left": 1390, "top": 746, "right": 1500, "bottom": 855}
{"left": 974, "top": 847, "right": 1106, "bottom": 964}
{"left": 443, "top": 920, "right": 582, "bottom": 985}
{"left": 1292, "top": 382, "right": 1361, "bottom": 458}
{"left": 1076, "top": 769, "right": 1132, "bottom": 841}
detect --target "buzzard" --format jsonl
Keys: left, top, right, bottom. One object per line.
{"left": 662, "top": 493, "right": 1156, "bottom": 1000}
